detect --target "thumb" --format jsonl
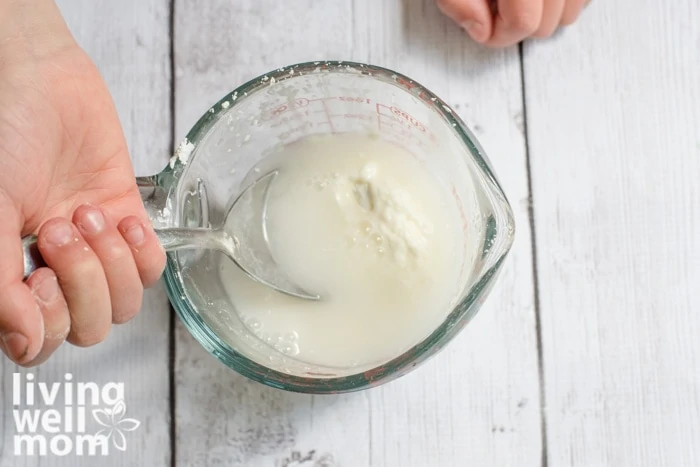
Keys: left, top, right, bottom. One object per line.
{"left": 0, "top": 191, "right": 44, "bottom": 365}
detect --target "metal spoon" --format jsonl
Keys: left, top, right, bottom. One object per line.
{"left": 22, "top": 170, "right": 320, "bottom": 301}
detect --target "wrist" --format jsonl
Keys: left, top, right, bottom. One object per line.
{"left": 0, "top": 0, "right": 77, "bottom": 62}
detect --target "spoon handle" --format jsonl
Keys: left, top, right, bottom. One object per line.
{"left": 20, "top": 229, "right": 228, "bottom": 280}
{"left": 154, "top": 228, "right": 228, "bottom": 252}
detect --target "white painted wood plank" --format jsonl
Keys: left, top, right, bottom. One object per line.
{"left": 0, "top": 1, "right": 172, "bottom": 465}
{"left": 523, "top": 1, "right": 700, "bottom": 466}
{"left": 174, "top": 1, "right": 540, "bottom": 466}
{"left": 352, "top": 2, "right": 541, "bottom": 466}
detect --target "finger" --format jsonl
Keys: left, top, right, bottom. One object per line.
{"left": 0, "top": 191, "right": 44, "bottom": 364}
{"left": 436, "top": 0, "right": 494, "bottom": 43}
{"left": 533, "top": 0, "right": 566, "bottom": 38}
{"left": 486, "top": 0, "right": 544, "bottom": 48}
{"left": 24, "top": 268, "right": 70, "bottom": 366}
{"left": 74, "top": 204, "right": 143, "bottom": 324}
{"left": 118, "top": 216, "right": 166, "bottom": 288}
{"left": 36, "top": 218, "right": 111, "bottom": 347}
{"left": 561, "top": 0, "right": 588, "bottom": 25}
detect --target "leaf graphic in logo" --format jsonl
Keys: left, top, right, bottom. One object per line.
{"left": 92, "top": 408, "right": 112, "bottom": 428}
{"left": 113, "top": 429, "right": 127, "bottom": 452}
{"left": 119, "top": 418, "right": 140, "bottom": 431}
{"left": 92, "top": 400, "right": 140, "bottom": 452}
{"left": 112, "top": 400, "right": 126, "bottom": 420}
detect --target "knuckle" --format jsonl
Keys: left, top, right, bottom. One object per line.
{"left": 66, "top": 303, "right": 111, "bottom": 347}
{"left": 532, "top": 25, "right": 555, "bottom": 38}
{"left": 17, "top": 360, "right": 40, "bottom": 369}
{"left": 69, "top": 325, "right": 109, "bottom": 347}
{"left": 507, "top": 10, "right": 541, "bottom": 33}
{"left": 111, "top": 313, "right": 133, "bottom": 325}
{"left": 142, "top": 273, "right": 160, "bottom": 289}
{"left": 436, "top": 0, "right": 460, "bottom": 15}
{"left": 138, "top": 251, "right": 167, "bottom": 288}
{"left": 560, "top": 13, "right": 578, "bottom": 25}
{"left": 102, "top": 243, "right": 131, "bottom": 263}
{"left": 62, "top": 259, "right": 103, "bottom": 287}
{"left": 112, "top": 292, "right": 143, "bottom": 324}
{"left": 148, "top": 258, "right": 167, "bottom": 286}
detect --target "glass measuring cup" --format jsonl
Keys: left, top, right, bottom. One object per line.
{"left": 161, "top": 61, "right": 515, "bottom": 393}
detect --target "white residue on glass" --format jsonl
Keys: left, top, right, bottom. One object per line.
{"left": 169, "top": 138, "right": 195, "bottom": 169}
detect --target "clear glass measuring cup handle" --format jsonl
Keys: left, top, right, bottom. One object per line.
{"left": 20, "top": 228, "right": 229, "bottom": 280}
{"left": 20, "top": 173, "right": 179, "bottom": 280}
{"left": 22, "top": 235, "right": 45, "bottom": 280}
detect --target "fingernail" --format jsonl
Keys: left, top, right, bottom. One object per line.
{"left": 1, "top": 332, "right": 29, "bottom": 363}
{"left": 80, "top": 207, "right": 105, "bottom": 234}
{"left": 123, "top": 223, "right": 145, "bottom": 246}
{"left": 462, "top": 21, "right": 484, "bottom": 40}
{"left": 46, "top": 222, "right": 74, "bottom": 246}
{"left": 34, "top": 276, "right": 58, "bottom": 303}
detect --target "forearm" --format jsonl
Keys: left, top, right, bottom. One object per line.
{"left": 0, "top": 0, "right": 76, "bottom": 62}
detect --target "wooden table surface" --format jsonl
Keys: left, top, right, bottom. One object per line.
{"left": 1, "top": 1, "right": 698, "bottom": 466}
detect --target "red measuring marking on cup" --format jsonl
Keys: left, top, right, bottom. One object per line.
{"left": 261, "top": 96, "right": 437, "bottom": 146}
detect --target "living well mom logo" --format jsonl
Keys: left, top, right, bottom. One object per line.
{"left": 11, "top": 373, "right": 140, "bottom": 457}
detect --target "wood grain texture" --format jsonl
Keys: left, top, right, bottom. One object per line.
{"left": 173, "top": 1, "right": 541, "bottom": 466}
{"left": 523, "top": 1, "right": 700, "bottom": 466}
{"left": 0, "top": 1, "right": 172, "bottom": 466}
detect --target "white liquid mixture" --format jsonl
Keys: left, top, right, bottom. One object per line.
{"left": 219, "top": 133, "right": 466, "bottom": 369}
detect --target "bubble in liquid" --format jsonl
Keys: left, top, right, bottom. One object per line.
{"left": 269, "top": 333, "right": 282, "bottom": 344}
{"left": 248, "top": 319, "right": 262, "bottom": 330}
{"left": 281, "top": 343, "right": 300, "bottom": 357}
{"left": 285, "top": 331, "right": 299, "bottom": 342}
{"left": 374, "top": 234, "right": 383, "bottom": 244}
